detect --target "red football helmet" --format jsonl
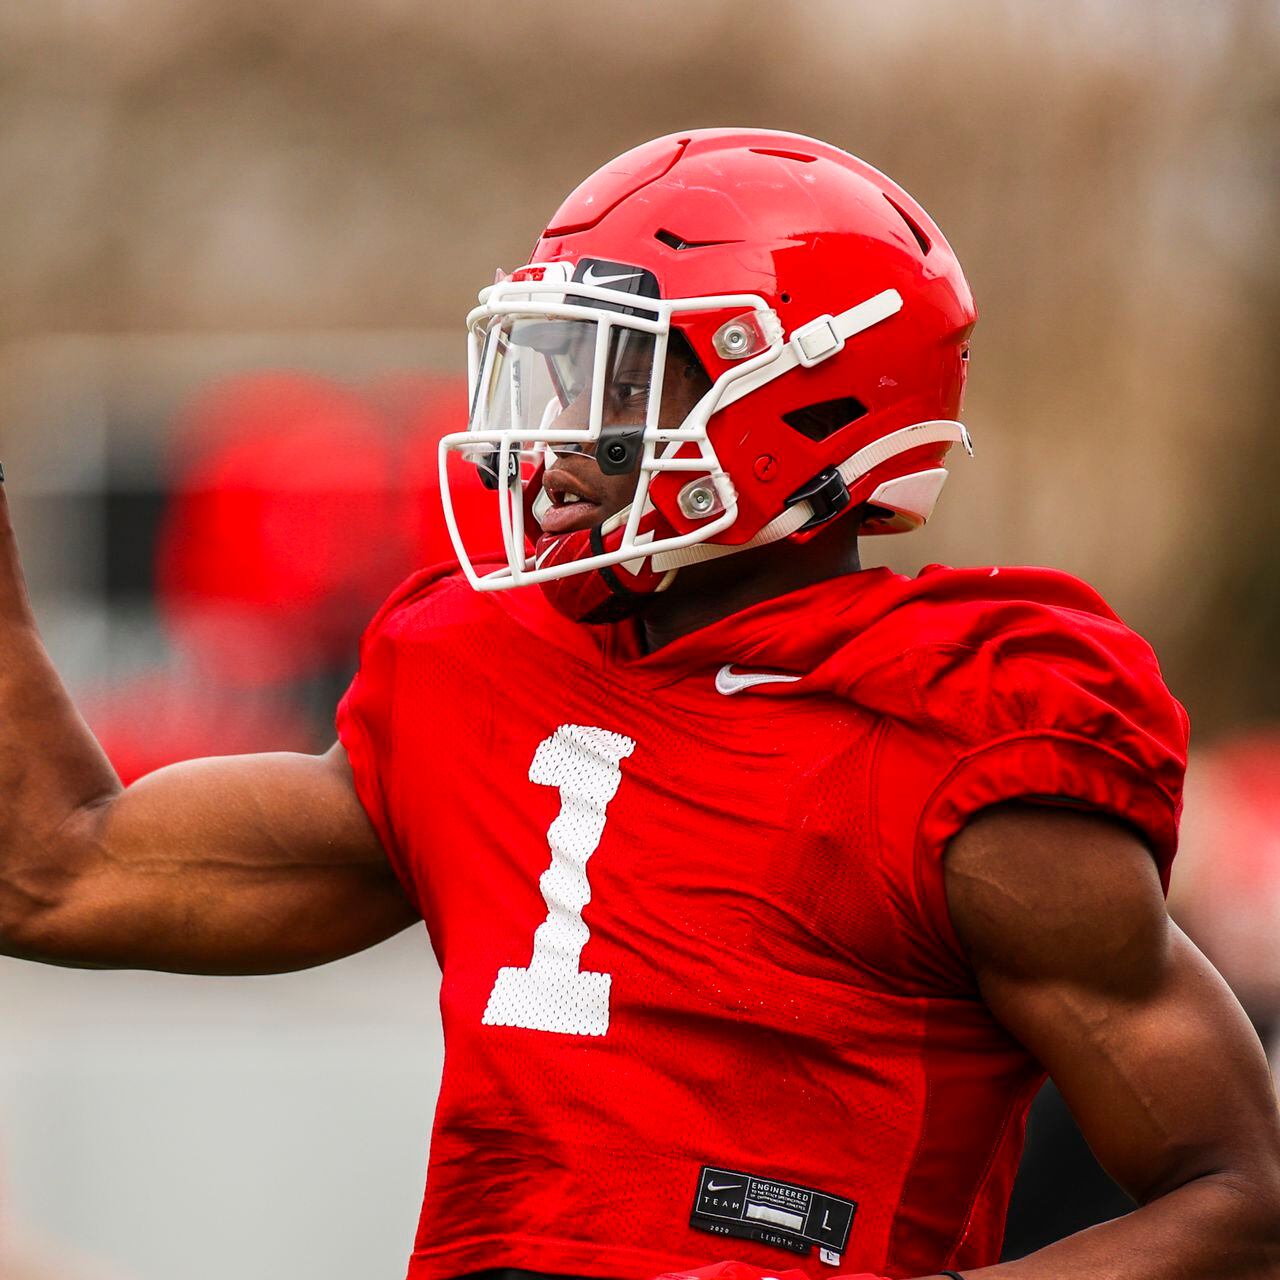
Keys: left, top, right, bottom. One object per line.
{"left": 439, "top": 128, "right": 976, "bottom": 621}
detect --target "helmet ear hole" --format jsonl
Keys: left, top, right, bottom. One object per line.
{"left": 781, "top": 397, "right": 868, "bottom": 442}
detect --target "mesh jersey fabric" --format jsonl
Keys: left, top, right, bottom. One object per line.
{"left": 336, "top": 561, "right": 1188, "bottom": 1280}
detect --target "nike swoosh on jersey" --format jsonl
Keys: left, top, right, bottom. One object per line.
{"left": 714, "top": 665, "right": 803, "bottom": 696}
{"left": 581, "top": 266, "right": 642, "bottom": 288}
{"left": 705, "top": 1180, "right": 744, "bottom": 1193}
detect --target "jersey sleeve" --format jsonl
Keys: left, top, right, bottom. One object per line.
{"left": 872, "top": 611, "right": 1190, "bottom": 978}
{"left": 335, "top": 563, "right": 459, "bottom": 904}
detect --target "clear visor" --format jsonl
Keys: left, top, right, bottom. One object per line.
{"left": 464, "top": 315, "right": 666, "bottom": 484}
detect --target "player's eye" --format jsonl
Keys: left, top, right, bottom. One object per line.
{"left": 614, "top": 379, "right": 648, "bottom": 407}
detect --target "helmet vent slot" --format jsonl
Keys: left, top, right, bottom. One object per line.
{"left": 654, "top": 228, "right": 737, "bottom": 251}
{"left": 749, "top": 147, "right": 817, "bottom": 163}
{"left": 782, "top": 396, "right": 868, "bottom": 442}
{"left": 884, "top": 195, "right": 931, "bottom": 256}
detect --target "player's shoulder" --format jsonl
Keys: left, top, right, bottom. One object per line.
{"left": 827, "top": 562, "right": 1188, "bottom": 752}
{"left": 848, "top": 562, "right": 1156, "bottom": 674}
{"left": 880, "top": 561, "right": 1125, "bottom": 646}
{"left": 862, "top": 565, "right": 1190, "bottom": 889}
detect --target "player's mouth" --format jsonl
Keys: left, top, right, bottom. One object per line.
{"left": 539, "top": 467, "right": 607, "bottom": 535}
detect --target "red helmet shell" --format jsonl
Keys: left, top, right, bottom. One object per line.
{"left": 531, "top": 129, "right": 976, "bottom": 545}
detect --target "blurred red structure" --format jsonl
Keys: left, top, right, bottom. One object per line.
{"left": 157, "top": 373, "right": 413, "bottom": 685}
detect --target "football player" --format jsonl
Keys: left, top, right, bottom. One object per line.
{"left": 1, "top": 130, "right": 1278, "bottom": 1280}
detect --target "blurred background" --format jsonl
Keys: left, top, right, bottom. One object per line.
{"left": 1, "top": 1, "right": 1278, "bottom": 1276}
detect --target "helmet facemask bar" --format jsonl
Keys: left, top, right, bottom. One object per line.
{"left": 439, "top": 276, "right": 782, "bottom": 591}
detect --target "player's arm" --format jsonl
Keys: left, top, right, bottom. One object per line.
{"left": 943, "top": 805, "right": 1280, "bottom": 1280}
{"left": 0, "top": 478, "right": 418, "bottom": 975}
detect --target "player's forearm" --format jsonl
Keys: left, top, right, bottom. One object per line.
{"left": 960, "top": 1168, "right": 1280, "bottom": 1279}
{"left": 0, "top": 479, "right": 122, "bottom": 956}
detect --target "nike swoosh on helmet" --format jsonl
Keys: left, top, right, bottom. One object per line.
{"left": 581, "top": 265, "right": 643, "bottom": 288}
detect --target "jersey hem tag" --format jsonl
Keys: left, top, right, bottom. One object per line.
{"left": 689, "top": 1165, "right": 857, "bottom": 1263}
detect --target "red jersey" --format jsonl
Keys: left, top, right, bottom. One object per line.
{"left": 336, "top": 563, "right": 1188, "bottom": 1280}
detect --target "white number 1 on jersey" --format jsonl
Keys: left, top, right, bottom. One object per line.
{"left": 482, "top": 724, "right": 635, "bottom": 1037}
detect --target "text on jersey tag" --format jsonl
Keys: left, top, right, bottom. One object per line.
{"left": 689, "top": 1165, "right": 856, "bottom": 1266}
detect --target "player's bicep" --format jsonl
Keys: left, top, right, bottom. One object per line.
{"left": 18, "top": 743, "right": 419, "bottom": 975}
{"left": 945, "top": 806, "right": 1280, "bottom": 1204}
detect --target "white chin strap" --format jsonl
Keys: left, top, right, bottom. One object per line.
{"left": 647, "top": 419, "right": 971, "bottom": 574}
